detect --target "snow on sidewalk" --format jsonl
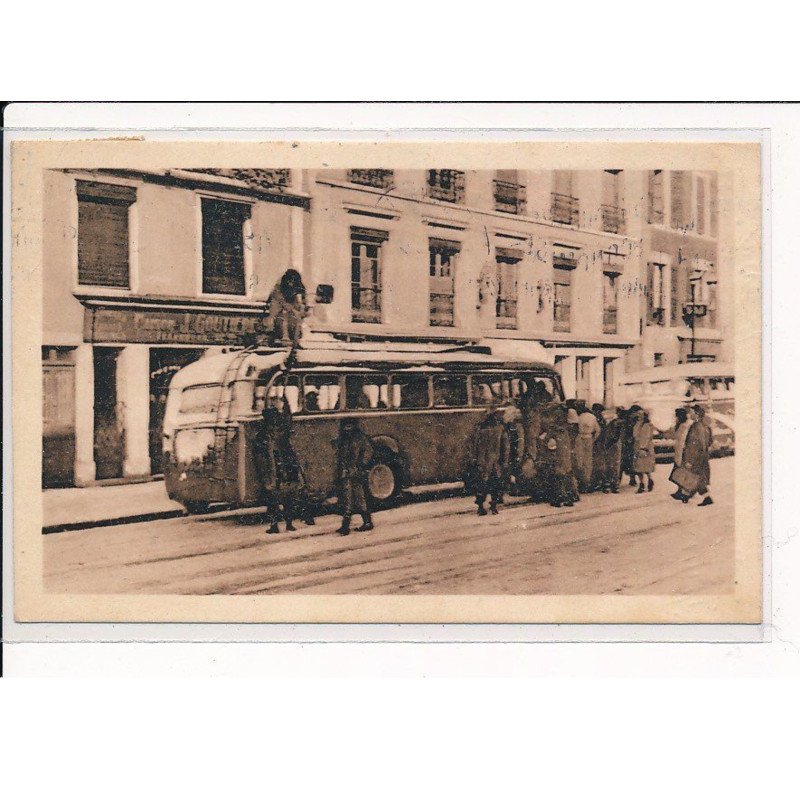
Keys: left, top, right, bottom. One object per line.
{"left": 43, "top": 479, "right": 184, "bottom": 530}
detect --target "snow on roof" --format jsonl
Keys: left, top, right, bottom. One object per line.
{"left": 169, "top": 339, "right": 557, "bottom": 389}
{"left": 619, "top": 362, "right": 735, "bottom": 384}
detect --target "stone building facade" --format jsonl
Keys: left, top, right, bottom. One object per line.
{"left": 41, "top": 166, "right": 732, "bottom": 488}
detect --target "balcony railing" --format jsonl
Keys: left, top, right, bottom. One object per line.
{"left": 351, "top": 286, "right": 382, "bottom": 323}
{"left": 427, "top": 170, "right": 465, "bottom": 203}
{"left": 430, "top": 293, "right": 455, "bottom": 327}
{"left": 496, "top": 298, "right": 518, "bottom": 329}
{"left": 192, "top": 168, "right": 292, "bottom": 190}
{"left": 347, "top": 169, "right": 395, "bottom": 189}
{"left": 553, "top": 304, "right": 571, "bottom": 332}
{"left": 494, "top": 180, "right": 527, "bottom": 215}
{"left": 551, "top": 193, "right": 579, "bottom": 225}
{"left": 603, "top": 308, "right": 618, "bottom": 334}
{"left": 601, "top": 204, "right": 626, "bottom": 234}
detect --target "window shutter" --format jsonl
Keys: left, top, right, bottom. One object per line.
{"left": 201, "top": 198, "right": 251, "bottom": 295}
{"left": 76, "top": 181, "right": 135, "bottom": 288}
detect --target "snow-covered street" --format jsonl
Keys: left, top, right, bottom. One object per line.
{"left": 43, "top": 458, "right": 734, "bottom": 597}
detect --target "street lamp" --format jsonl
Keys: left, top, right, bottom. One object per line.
{"left": 682, "top": 265, "right": 715, "bottom": 362}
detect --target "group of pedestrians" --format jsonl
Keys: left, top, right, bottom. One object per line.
{"left": 465, "top": 385, "right": 714, "bottom": 513}
{"left": 254, "top": 384, "right": 715, "bottom": 538}
{"left": 253, "top": 397, "right": 374, "bottom": 537}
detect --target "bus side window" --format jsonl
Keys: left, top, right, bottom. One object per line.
{"left": 528, "top": 376, "right": 555, "bottom": 401}
{"left": 391, "top": 375, "right": 431, "bottom": 409}
{"left": 345, "top": 374, "right": 389, "bottom": 410}
{"left": 433, "top": 375, "right": 468, "bottom": 407}
{"left": 470, "top": 376, "right": 494, "bottom": 406}
{"left": 302, "top": 374, "right": 341, "bottom": 412}
{"left": 688, "top": 377, "right": 707, "bottom": 399}
{"left": 267, "top": 374, "right": 302, "bottom": 413}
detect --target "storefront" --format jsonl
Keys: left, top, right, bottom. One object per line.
{"left": 42, "top": 298, "right": 265, "bottom": 488}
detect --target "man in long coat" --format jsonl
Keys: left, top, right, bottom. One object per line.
{"left": 335, "top": 418, "right": 374, "bottom": 535}
{"left": 575, "top": 401, "right": 601, "bottom": 493}
{"left": 551, "top": 405, "right": 576, "bottom": 507}
{"left": 602, "top": 408, "right": 626, "bottom": 493}
{"left": 674, "top": 405, "right": 714, "bottom": 505}
{"left": 468, "top": 405, "right": 511, "bottom": 515}
{"left": 254, "top": 406, "right": 301, "bottom": 533}
{"left": 632, "top": 409, "right": 656, "bottom": 493}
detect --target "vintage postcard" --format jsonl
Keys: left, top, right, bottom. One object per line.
{"left": 10, "top": 138, "right": 762, "bottom": 623}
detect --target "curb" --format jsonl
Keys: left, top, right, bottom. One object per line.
{"left": 42, "top": 508, "right": 186, "bottom": 535}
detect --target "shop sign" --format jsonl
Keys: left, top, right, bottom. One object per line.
{"left": 84, "top": 306, "right": 263, "bottom": 345}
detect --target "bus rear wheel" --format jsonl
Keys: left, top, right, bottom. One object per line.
{"left": 366, "top": 457, "right": 400, "bottom": 507}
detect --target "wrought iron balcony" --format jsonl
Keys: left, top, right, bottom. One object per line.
{"left": 347, "top": 169, "right": 395, "bottom": 189}
{"left": 551, "top": 193, "right": 579, "bottom": 225}
{"left": 191, "top": 168, "right": 291, "bottom": 190}
{"left": 601, "top": 204, "right": 626, "bottom": 234}
{"left": 493, "top": 180, "right": 527, "bottom": 215}
{"left": 496, "top": 299, "right": 518, "bottom": 329}
{"left": 351, "top": 286, "right": 382, "bottom": 323}
{"left": 430, "top": 293, "right": 455, "bottom": 327}
{"left": 553, "top": 304, "right": 571, "bottom": 333}
{"left": 427, "top": 170, "right": 465, "bottom": 203}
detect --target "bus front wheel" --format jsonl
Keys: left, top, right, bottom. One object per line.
{"left": 366, "top": 457, "right": 400, "bottom": 507}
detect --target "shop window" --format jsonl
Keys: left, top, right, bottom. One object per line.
{"left": 351, "top": 227, "right": 386, "bottom": 323}
{"left": 76, "top": 181, "right": 136, "bottom": 288}
{"left": 201, "top": 197, "right": 251, "bottom": 295}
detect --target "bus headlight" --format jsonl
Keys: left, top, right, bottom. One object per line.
{"left": 174, "top": 428, "right": 216, "bottom": 464}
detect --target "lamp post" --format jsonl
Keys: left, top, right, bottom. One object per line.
{"left": 683, "top": 270, "right": 708, "bottom": 362}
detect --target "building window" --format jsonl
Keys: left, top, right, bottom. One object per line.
{"left": 201, "top": 197, "right": 251, "bottom": 295}
{"left": 552, "top": 245, "right": 577, "bottom": 333}
{"left": 647, "top": 262, "right": 667, "bottom": 326}
{"left": 351, "top": 226, "right": 387, "bottom": 323}
{"left": 494, "top": 170, "right": 526, "bottom": 215}
{"left": 601, "top": 170, "right": 625, "bottom": 233}
{"left": 602, "top": 271, "right": 619, "bottom": 334}
{"left": 427, "top": 170, "right": 465, "bottom": 203}
{"left": 670, "top": 263, "right": 682, "bottom": 326}
{"left": 495, "top": 247, "right": 522, "bottom": 329}
{"left": 648, "top": 170, "right": 665, "bottom": 224}
{"left": 551, "top": 170, "right": 578, "bottom": 225}
{"left": 695, "top": 173, "right": 712, "bottom": 236}
{"left": 654, "top": 353, "right": 664, "bottom": 367}
{"left": 347, "top": 169, "right": 395, "bottom": 189}
{"left": 429, "top": 238, "right": 459, "bottom": 327}
{"left": 671, "top": 170, "right": 689, "bottom": 230}
{"left": 76, "top": 181, "right": 136, "bottom": 288}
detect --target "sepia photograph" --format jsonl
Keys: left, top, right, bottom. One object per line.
{"left": 10, "top": 138, "right": 762, "bottom": 623}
